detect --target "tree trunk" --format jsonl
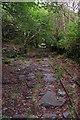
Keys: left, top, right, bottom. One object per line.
{"left": 56, "top": 27, "right": 59, "bottom": 41}
{"left": 23, "top": 32, "right": 27, "bottom": 53}
{"left": 78, "top": 1, "right": 80, "bottom": 17}
{"left": 62, "top": 4, "right": 66, "bottom": 39}
{"left": 23, "top": 31, "right": 31, "bottom": 53}
{"left": 24, "top": 34, "right": 26, "bottom": 49}
{"left": 68, "top": 2, "right": 70, "bottom": 24}
{"left": 72, "top": 1, "right": 75, "bottom": 22}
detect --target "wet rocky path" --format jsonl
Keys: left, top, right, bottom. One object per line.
{"left": 38, "top": 58, "right": 67, "bottom": 119}
{"left": 2, "top": 57, "right": 70, "bottom": 119}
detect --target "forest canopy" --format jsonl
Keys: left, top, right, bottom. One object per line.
{"left": 2, "top": 1, "right": 80, "bottom": 62}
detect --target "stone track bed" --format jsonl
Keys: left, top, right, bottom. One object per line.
{"left": 2, "top": 57, "right": 75, "bottom": 119}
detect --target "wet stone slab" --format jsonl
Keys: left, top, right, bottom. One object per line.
{"left": 63, "top": 111, "right": 69, "bottom": 118}
{"left": 18, "top": 75, "right": 25, "bottom": 81}
{"left": 25, "top": 93, "right": 32, "bottom": 100}
{"left": 43, "top": 58, "right": 49, "bottom": 61}
{"left": 42, "top": 64, "right": 49, "bottom": 67}
{"left": 38, "top": 68, "right": 52, "bottom": 73}
{"left": 57, "top": 89, "right": 66, "bottom": 97}
{"left": 43, "top": 73, "right": 56, "bottom": 82}
{"left": 26, "top": 82, "right": 34, "bottom": 88}
{"left": 13, "top": 114, "right": 27, "bottom": 119}
{"left": 40, "top": 91, "right": 66, "bottom": 107}
{"left": 45, "top": 84, "right": 54, "bottom": 89}
{"left": 42, "top": 113, "right": 58, "bottom": 120}
{"left": 42, "top": 68, "right": 52, "bottom": 72}
{"left": 27, "top": 73, "right": 35, "bottom": 81}
{"left": 45, "top": 82, "right": 54, "bottom": 91}
{"left": 22, "top": 59, "right": 32, "bottom": 69}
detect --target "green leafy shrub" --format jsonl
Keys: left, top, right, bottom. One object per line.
{"left": 2, "top": 57, "right": 11, "bottom": 63}
{"left": 58, "top": 20, "right": 80, "bottom": 61}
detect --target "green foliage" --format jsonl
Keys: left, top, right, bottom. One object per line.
{"left": 46, "top": 36, "right": 57, "bottom": 47}
{"left": 14, "top": 55, "right": 22, "bottom": 60}
{"left": 11, "top": 92, "right": 20, "bottom": 99}
{"left": 2, "top": 2, "right": 80, "bottom": 62}
{"left": 8, "top": 106, "right": 14, "bottom": 110}
{"left": 54, "top": 64, "right": 63, "bottom": 79}
{"left": 55, "top": 71, "right": 63, "bottom": 79}
{"left": 1, "top": 115, "right": 11, "bottom": 120}
{"left": 48, "top": 54, "right": 53, "bottom": 60}
{"left": 59, "top": 21, "right": 78, "bottom": 49}
{"left": 69, "top": 105, "right": 77, "bottom": 119}
{"left": 49, "top": 55, "right": 63, "bottom": 79}
{"left": 10, "top": 99, "right": 14, "bottom": 103}
{"left": 58, "top": 20, "right": 80, "bottom": 62}
{"left": 2, "top": 2, "right": 60, "bottom": 47}
{"left": 2, "top": 57, "right": 11, "bottom": 63}
{"left": 10, "top": 38, "right": 23, "bottom": 45}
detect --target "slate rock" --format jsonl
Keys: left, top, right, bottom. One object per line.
{"left": 28, "top": 115, "right": 38, "bottom": 118}
{"left": 45, "top": 82, "right": 54, "bottom": 87}
{"left": 27, "top": 82, "right": 34, "bottom": 88}
{"left": 40, "top": 91, "right": 66, "bottom": 107}
{"left": 43, "top": 73, "right": 53, "bottom": 77}
{"left": 38, "top": 68, "right": 42, "bottom": 71}
{"left": 71, "top": 76, "right": 77, "bottom": 82}
{"left": 39, "top": 92, "right": 45, "bottom": 96}
{"left": 23, "top": 64, "right": 29, "bottom": 69}
{"left": 34, "top": 68, "right": 38, "bottom": 72}
{"left": 45, "top": 86, "right": 53, "bottom": 91}
{"left": 27, "top": 73, "right": 35, "bottom": 81}
{"left": 26, "top": 96, "right": 32, "bottom": 100}
{"left": 45, "top": 84, "right": 53, "bottom": 88}
{"left": 43, "top": 74, "right": 56, "bottom": 82}
{"left": 43, "top": 58, "right": 48, "bottom": 61}
{"left": 58, "top": 89, "right": 66, "bottom": 97}
{"left": 42, "top": 68, "right": 51, "bottom": 72}
{"left": 9, "top": 63, "right": 15, "bottom": 66}
{"left": 18, "top": 75, "right": 24, "bottom": 81}
{"left": 42, "top": 113, "right": 58, "bottom": 120}
{"left": 26, "top": 94, "right": 32, "bottom": 100}
{"left": 63, "top": 111, "right": 69, "bottom": 118}
{"left": 42, "top": 64, "right": 49, "bottom": 67}
{"left": 13, "top": 114, "right": 26, "bottom": 118}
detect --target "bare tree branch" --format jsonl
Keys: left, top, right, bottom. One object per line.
{"left": 29, "top": 29, "right": 40, "bottom": 41}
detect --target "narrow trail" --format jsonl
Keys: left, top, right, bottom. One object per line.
{"left": 36, "top": 57, "right": 67, "bottom": 119}
{"left": 2, "top": 55, "right": 79, "bottom": 119}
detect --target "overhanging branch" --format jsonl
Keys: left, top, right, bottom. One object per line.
{"left": 29, "top": 29, "right": 40, "bottom": 41}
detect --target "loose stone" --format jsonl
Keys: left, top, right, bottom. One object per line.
{"left": 42, "top": 113, "right": 58, "bottom": 120}
{"left": 63, "top": 111, "right": 69, "bottom": 118}
{"left": 40, "top": 91, "right": 66, "bottom": 107}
